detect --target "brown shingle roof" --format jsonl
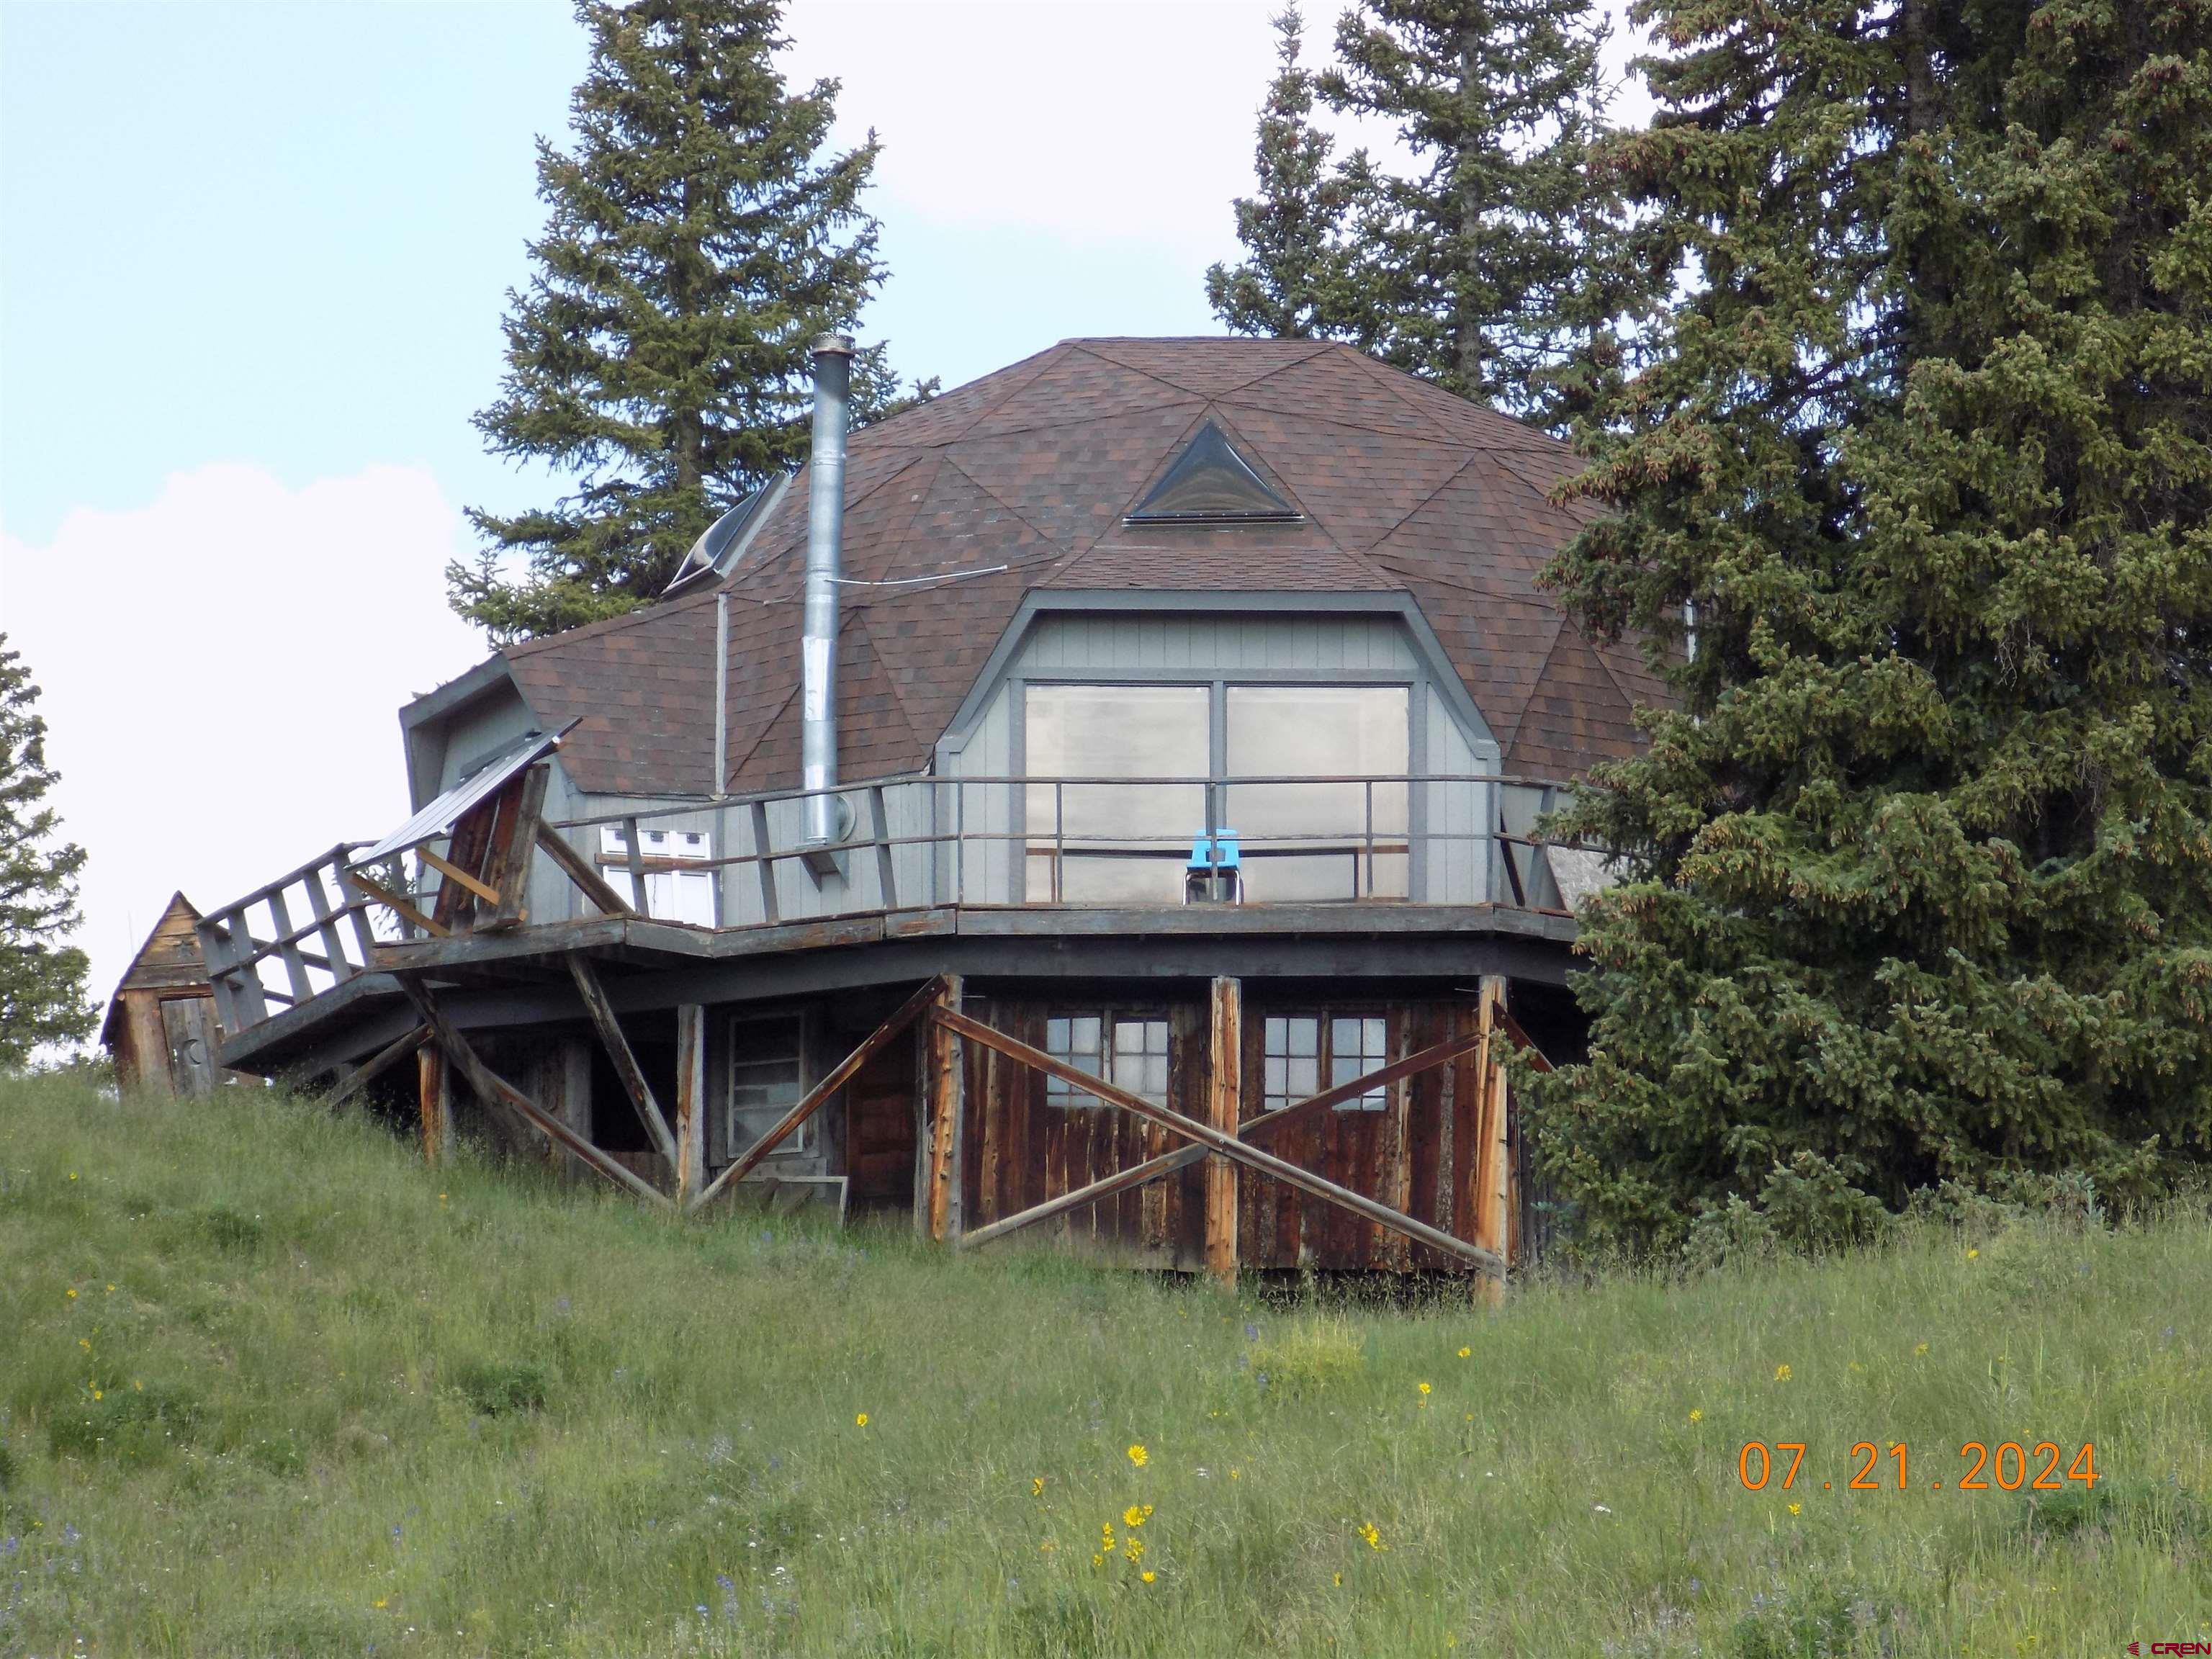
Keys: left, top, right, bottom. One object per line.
{"left": 495, "top": 339, "right": 1670, "bottom": 796}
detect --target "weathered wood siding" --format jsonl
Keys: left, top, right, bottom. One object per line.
{"left": 1234, "top": 1000, "right": 1490, "bottom": 1273}
{"left": 956, "top": 997, "right": 1208, "bottom": 1269}
{"left": 943, "top": 992, "right": 1493, "bottom": 1272}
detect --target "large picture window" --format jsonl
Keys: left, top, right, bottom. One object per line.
{"left": 1025, "top": 685, "right": 1208, "bottom": 903}
{"left": 1227, "top": 686, "right": 1408, "bottom": 901}
{"left": 1024, "top": 680, "right": 1411, "bottom": 904}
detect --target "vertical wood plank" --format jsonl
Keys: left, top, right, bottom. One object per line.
{"left": 749, "top": 799, "right": 780, "bottom": 925}
{"left": 1205, "top": 978, "right": 1241, "bottom": 1291}
{"left": 911, "top": 1020, "right": 932, "bottom": 1237}
{"left": 122, "top": 991, "right": 172, "bottom": 1098}
{"left": 264, "top": 888, "right": 315, "bottom": 1005}
{"left": 623, "top": 815, "right": 651, "bottom": 920}
{"left": 1384, "top": 1014, "right": 1415, "bottom": 1273}
{"left": 301, "top": 856, "right": 356, "bottom": 984}
{"left": 221, "top": 909, "right": 270, "bottom": 1028}
{"left": 868, "top": 784, "right": 898, "bottom": 910}
{"left": 1470, "top": 976, "right": 1508, "bottom": 1305}
{"left": 925, "top": 975, "right": 963, "bottom": 1242}
{"left": 1434, "top": 1005, "right": 1458, "bottom": 1241}
{"left": 485, "top": 767, "right": 549, "bottom": 926}
{"left": 418, "top": 1043, "right": 451, "bottom": 1168}
{"left": 674, "top": 1004, "right": 706, "bottom": 1206}
{"left": 556, "top": 1035, "right": 595, "bottom": 1179}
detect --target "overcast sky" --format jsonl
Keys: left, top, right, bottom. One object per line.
{"left": 0, "top": 0, "right": 1648, "bottom": 1026}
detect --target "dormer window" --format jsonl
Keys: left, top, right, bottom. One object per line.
{"left": 1124, "top": 420, "right": 1300, "bottom": 524}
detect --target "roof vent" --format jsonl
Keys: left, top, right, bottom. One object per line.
{"left": 1125, "top": 419, "right": 1300, "bottom": 524}
{"left": 664, "top": 475, "right": 791, "bottom": 593}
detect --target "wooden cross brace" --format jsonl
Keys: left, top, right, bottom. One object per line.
{"left": 930, "top": 1006, "right": 1504, "bottom": 1277}
{"left": 685, "top": 975, "right": 950, "bottom": 1215}
{"left": 398, "top": 978, "right": 673, "bottom": 1209}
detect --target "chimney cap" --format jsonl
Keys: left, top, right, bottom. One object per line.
{"left": 810, "top": 332, "right": 856, "bottom": 357}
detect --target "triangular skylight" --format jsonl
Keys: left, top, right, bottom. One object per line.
{"left": 1125, "top": 420, "right": 1300, "bottom": 523}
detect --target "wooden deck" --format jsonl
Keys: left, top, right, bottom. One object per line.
{"left": 213, "top": 902, "right": 1578, "bottom": 1076}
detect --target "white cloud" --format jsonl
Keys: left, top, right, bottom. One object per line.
{"left": 1, "top": 464, "right": 487, "bottom": 1024}
{"left": 781, "top": 0, "right": 1655, "bottom": 271}
{"left": 784, "top": 0, "right": 1285, "bottom": 264}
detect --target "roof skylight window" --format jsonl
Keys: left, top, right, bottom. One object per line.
{"left": 1125, "top": 420, "right": 1300, "bottom": 524}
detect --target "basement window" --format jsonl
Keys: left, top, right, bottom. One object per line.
{"left": 1264, "top": 1013, "right": 1388, "bottom": 1111}
{"left": 1046, "top": 1012, "right": 1169, "bottom": 1107}
{"left": 599, "top": 825, "right": 717, "bottom": 926}
{"left": 728, "top": 1014, "right": 809, "bottom": 1160}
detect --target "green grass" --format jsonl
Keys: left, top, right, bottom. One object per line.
{"left": 1, "top": 1074, "right": 2208, "bottom": 1657}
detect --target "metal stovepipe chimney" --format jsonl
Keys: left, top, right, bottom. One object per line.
{"left": 799, "top": 332, "right": 853, "bottom": 858}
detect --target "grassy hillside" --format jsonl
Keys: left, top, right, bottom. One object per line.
{"left": 1, "top": 1074, "right": 2207, "bottom": 1658}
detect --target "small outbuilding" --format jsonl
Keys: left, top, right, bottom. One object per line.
{"left": 100, "top": 892, "right": 232, "bottom": 1098}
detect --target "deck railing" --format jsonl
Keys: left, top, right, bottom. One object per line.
{"left": 195, "top": 842, "right": 397, "bottom": 1040}
{"left": 538, "top": 771, "right": 1592, "bottom": 925}
{"left": 202, "top": 770, "right": 1600, "bottom": 1043}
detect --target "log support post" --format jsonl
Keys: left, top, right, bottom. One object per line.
{"left": 675, "top": 1004, "right": 706, "bottom": 1206}
{"left": 925, "top": 974, "right": 963, "bottom": 1244}
{"left": 418, "top": 1042, "right": 451, "bottom": 1168}
{"left": 1205, "top": 976, "right": 1241, "bottom": 1292}
{"left": 1470, "top": 975, "right": 1511, "bottom": 1306}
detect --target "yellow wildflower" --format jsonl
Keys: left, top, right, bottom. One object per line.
{"left": 1914, "top": 1343, "right": 1929, "bottom": 1357}
{"left": 91, "top": 1389, "right": 102, "bottom": 1401}
{"left": 1457, "top": 1346, "right": 1471, "bottom": 1359}
{"left": 1773, "top": 1364, "right": 1792, "bottom": 1382}
{"left": 855, "top": 1412, "right": 869, "bottom": 1428}
{"left": 1358, "top": 1521, "right": 1385, "bottom": 1552}
{"left": 1124, "top": 1505, "right": 1146, "bottom": 1528}
{"left": 1141, "top": 1570, "right": 1156, "bottom": 1584}
{"left": 68, "top": 1172, "right": 77, "bottom": 1181}
{"left": 65, "top": 1287, "right": 76, "bottom": 1300}
{"left": 1788, "top": 1503, "right": 1802, "bottom": 1516}
{"left": 1092, "top": 1553, "right": 1104, "bottom": 1567}
{"left": 104, "top": 1284, "right": 114, "bottom": 1295}
{"left": 1228, "top": 1467, "right": 1240, "bottom": 1480}
{"left": 1124, "top": 1539, "right": 1144, "bottom": 1563}
{"left": 1966, "top": 1248, "right": 1979, "bottom": 1259}
{"left": 1689, "top": 1409, "right": 1702, "bottom": 1422}
{"left": 1031, "top": 1477, "right": 1046, "bottom": 1497}
{"left": 1334, "top": 1572, "right": 1344, "bottom": 1587}
{"left": 374, "top": 1599, "right": 389, "bottom": 1610}
{"left": 1418, "top": 1381, "right": 1432, "bottom": 1397}
{"left": 1127, "top": 1443, "right": 1148, "bottom": 1467}
{"left": 78, "top": 1338, "right": 89, "bottom": 1352}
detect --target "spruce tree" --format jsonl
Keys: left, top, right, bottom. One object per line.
{"left": 1529, "top": 0, "right": 2212, "bottom": 1249}
{"left": 455, "top": 0, "right": 933, "bottom": 643}
{"left": 1205, "top": 7, "right": 1360, "bottom": 341}
{"left": 1207, "top": 0, "right": 1635, "bottom": 426}
{"left": 0, "top": 637, "right": 93, "bottom": 1069}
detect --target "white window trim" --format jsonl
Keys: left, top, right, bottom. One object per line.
{"left": 598, "top": 824, "right": 718, "bottom": 926}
